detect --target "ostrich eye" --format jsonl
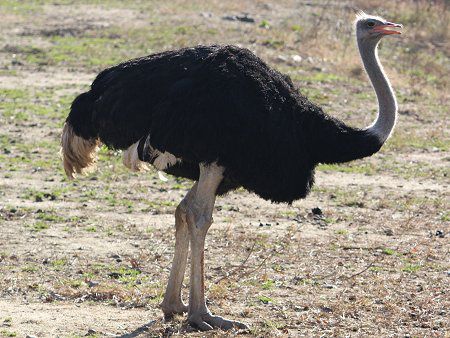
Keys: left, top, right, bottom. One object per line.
{"left": 367, "top": 21, "right": 375, "bottom": 27}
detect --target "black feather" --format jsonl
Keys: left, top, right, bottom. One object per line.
{"left": 66, "top": 45, "right": 382, "bottom": 203}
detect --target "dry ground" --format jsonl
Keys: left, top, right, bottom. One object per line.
{"left": 0, "top": 0, "right": 449, "bottom": 337}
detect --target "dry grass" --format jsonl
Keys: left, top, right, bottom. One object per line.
{"left": 0, "top": 0, "right": 449, "bottom": 337}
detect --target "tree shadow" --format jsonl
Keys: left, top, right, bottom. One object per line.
{"left": 115, "top": 320, "right": 157, "bottom": 338}
{"left": 114, "top": 316, "right": 211, "bottom": 337}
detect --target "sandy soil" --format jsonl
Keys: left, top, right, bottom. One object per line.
{"left": 0, "top": 1, "right": 448, "bottom": 337}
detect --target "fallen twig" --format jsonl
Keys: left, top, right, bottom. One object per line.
{"left": 215, "top": 241, "right": 257, "bottom": 283}
{"left": 340, "top": 257, "right": 379, "bottom": 280}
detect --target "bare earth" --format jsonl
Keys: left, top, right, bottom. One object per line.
{"left": 0, "top": 1, "right": 449, "bottom": 337}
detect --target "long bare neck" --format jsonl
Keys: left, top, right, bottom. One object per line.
{"left": 358, "top": 38, "right": 397, "bottom": 143}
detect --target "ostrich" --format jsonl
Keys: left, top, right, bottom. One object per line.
{"left": 61, "top": 12, "right": 402, "bottom": 330}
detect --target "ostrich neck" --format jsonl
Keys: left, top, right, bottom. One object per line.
{"left": 358, "top": 39, "right": 397, "bottom": 143}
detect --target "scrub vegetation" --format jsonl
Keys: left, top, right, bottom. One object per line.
{"left": 0, "top": 0, "right": 448, "bottom": 336}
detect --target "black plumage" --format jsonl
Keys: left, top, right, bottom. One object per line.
{"left": 67, "top": 45, "right": 382, "bottom": 203}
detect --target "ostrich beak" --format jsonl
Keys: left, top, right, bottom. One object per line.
{"left": 373, "top": 22, "right": 403, "bottom": 35}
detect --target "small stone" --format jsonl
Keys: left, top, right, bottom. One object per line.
{"left": 236, "top": 14, "right": 255, "bottom": 23}
{"left": 291, "top": 276, "right": 304, "bottom": 285}
{"left": 47, "top": 291, "right": 65, "bottom": 301}
{"left": 293, "top": 305, "right": 308, "bottom": 312}
{"left": 222, "top": 14, "right": 255, "bottom": 23}
{"left": 292, "top": 55, "right": 302, "bottom": 62}
{"left": 85, "top": 329, "right": 96, "bottom": 336}
{"left": 108, "top": 272, "right": 121, "bottom": 279}
{"left": 322, "top": 284, "right": 336, "bottom": 289}
{"left": 87, "top": 280, "right": 99, "bottom": 288}
{"left": 223, "top": 15, "right": 236, "bottom": 21}
{"left": 384, "top": 228, "right": 394, "bottom": 236}
{"left": 311, "top": 207, "right": 322, "bottom": 216}
{"left": 435, "top": 230, "right": 445, "bottom": 238}
{"left": 320, "top": 306, "right": 333, "bottom": 313}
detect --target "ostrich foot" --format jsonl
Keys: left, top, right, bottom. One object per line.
{"left": 161, "top": 301, "right": 188, "bottom": 320}
{"left": 188, "top": 311, "right": 249, "bottom": 331}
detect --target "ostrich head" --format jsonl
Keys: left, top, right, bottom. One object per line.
{"left": 355, "top": 11, "right": 402, "bottom": 43}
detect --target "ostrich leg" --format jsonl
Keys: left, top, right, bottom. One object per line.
{"left": 185, "top": 164, "right": 248, "bottom": 331}
{"left": 161, "top": 183, "right": 198, "bottom": 319}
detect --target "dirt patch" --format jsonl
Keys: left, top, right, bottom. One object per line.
{"left": 0, "top": 68, "right": 94, "bottom": 89}
{"left": 0, "top": 1, "right": 449, "bottom": 337}
{"left": 0, "top": 299, "right": 159, "bottom": 337}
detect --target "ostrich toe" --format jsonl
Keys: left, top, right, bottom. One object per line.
{"left": 188, "top": 312, "right": 249, "bottom": 331}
